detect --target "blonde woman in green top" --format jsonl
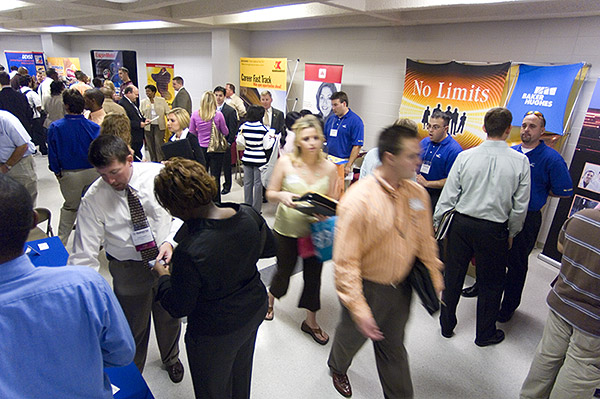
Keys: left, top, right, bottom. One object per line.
{"left": 266, "top": 115, "right": 338, "bottom": 345}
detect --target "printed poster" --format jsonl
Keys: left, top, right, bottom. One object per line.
{"left": 303, "top": 63, "right": 343, "bottom": 126}
{"left": 542, "top": 78, "right": 600, "bottom": 265}
{"left": 46, "top": 57, "right": 81, "bottom": 81}
{"left": 399, "top": 59, "right": 511, "bottom": 149}
{"left": 146, "top": 63, "right": 175, "bottom": 102}
{"left": 239, "top": 57, "right": 287, "bottom": 111}
{"left": 4, "top": 51, "right": 46, "bottom": 76}
{"left": 506, "top": 63, "right": 585, "bottom": 134}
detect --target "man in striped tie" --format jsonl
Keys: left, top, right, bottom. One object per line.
{"left": 69, "top": 135, "right": 184, "bottom": 383}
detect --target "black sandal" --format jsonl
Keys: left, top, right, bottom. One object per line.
{"left": 301, "top": 321, "right": 329, "bottom": 345}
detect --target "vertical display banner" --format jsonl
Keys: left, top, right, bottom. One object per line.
{"left": 303, "top": 63, "right": 343, "bottom": 126}
{"left": 90, "top": 50, "right": 138, "bottom": 91}
{"left": 542, "top": 78, "right": 600, "bottom": 264}
{"left": 4, "top": 51, "right": 46, "bottom": 76}
{"left": 146, "top": 63, "right": 175, "bottom": 102}
{"left": 239, "top": 57, "right": 287, "bottom": 111}
{"left": 46, "top": 57, "right": 81, "bottom": 82}
{"left": 507, "top": 63, "right": 585, "bottom": 134}
{"left": 399, "top": 59, "right": 511, "bottom": 149}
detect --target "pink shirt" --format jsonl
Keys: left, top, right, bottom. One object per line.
{"left": 189, "top": 110, "right": 228, "bottom": 148}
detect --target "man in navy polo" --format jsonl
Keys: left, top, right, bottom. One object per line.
{"left": 416, "top": 109, "right": 463, "bottom": 211}
{"left": 462, "top": 111, "right": 573, "bottom": 323}
{"left": 324, "top": 91, "right": 364, "bottom": 177}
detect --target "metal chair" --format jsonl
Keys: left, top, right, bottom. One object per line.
{"left": 27, "top": 208, "right": 54, "bottom": 241}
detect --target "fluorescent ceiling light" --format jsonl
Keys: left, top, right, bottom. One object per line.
{"left": 186, "top": 2, "right": 347, "bottom": 25}
{"left": 38, "top": 25, "right": 87, "bottom": 33}
{"left": 100, "top": 20, "right": 182, "bottom": 30}
{"left": 0, "top": 28, "right": 15, "bottom": 32}
{"left": 0, "top": 0, "right": 30, "bottom": 12}
{"left": 104, "top": 0, "right": 138, "bottom": 3}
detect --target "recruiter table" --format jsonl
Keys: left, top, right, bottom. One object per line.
{"left": 25, "top": 236, "right": 155, "bottom": 399}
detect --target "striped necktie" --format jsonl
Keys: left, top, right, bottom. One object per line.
{"left": 126, "top": 185, "right": 159, "bottom": 265}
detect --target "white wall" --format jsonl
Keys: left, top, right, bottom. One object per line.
{"left": 67, "top": 33, "right": 213, "bottom": 109}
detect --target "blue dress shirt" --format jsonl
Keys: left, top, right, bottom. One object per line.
{"left": 47, "top": 114, "right": 100, "bottom": 174}
{"left": 419, "top": 134, "right": 463, "bottom": 181}
{"left": 0, "top": 255, "right": 135, "bottom": 398}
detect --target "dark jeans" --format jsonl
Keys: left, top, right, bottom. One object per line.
{"left": 440, "top": 212, "right": 508, "bottom": 341}
{"left": 185, "top": 301, "right": 267, "bottom": 399}
{"left": 200, "top": 147, "right": 224, "bottom": 203}
{"left": 328, "top": 280, "right": 413, "bottom": 399}
{"left": 269, "top": 231, "right": 324, "bottom": 312}
{"left": 500, "top": 210, "right": 542, "bottom": 316}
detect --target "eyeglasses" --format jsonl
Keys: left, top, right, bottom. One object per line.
{"left": 525, "top": 110, "right": 544, "bottom": 118}
{"left": 427, "top": 123, "right": 445, "bottom": 130}
{"left": 525, "top": 110, "right": 546, "bottom": 126}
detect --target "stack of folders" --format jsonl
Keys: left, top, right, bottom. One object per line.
{"left": 292, "top": 192, "right": 338, "bottom": 217}
{"left": 435, "top": 209, "right": 456, "bottom": 241}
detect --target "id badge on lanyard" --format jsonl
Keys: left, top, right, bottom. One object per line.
{"left": 131, "top": 227, "right": 156, "bottom": 252}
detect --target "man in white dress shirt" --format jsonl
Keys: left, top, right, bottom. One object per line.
{"left": 69, "top": 135, "right": 184, "bottom": 382}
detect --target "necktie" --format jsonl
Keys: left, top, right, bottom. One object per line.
{"left": 126, "top": 186, "right": 159, "bottom": 265}
{"left": 263, "top": 108, "right": 271, "bottom": 127}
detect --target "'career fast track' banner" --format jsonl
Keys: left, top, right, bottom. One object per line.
{"left": 239, "top": 57, "right": 287, "bottom": 111}
{"left": 399, "top": 59, "right": 511, "bottom": 149}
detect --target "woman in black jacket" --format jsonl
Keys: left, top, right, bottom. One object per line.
{"left": 153, "top": 158, "right": 275, "bottom": 399}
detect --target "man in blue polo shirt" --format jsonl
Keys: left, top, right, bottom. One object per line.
{"left": 462, "top": 111, "right": 573, "bottom": 323}
{"left": 416, "top": 109, "right": 463, "bottom": 211}
{"left": 324, "top": 91, "right": 364, "bottom": 177}
{"left": 47, "top": 89, "right": 100, "bottom": 246}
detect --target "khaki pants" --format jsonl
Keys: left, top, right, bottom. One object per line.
{"left": 109, "top": 259, "right": 181, "bottom": 372}
{"left": 520, "top": 310, "right": 600, "bottom": 399}
{"left": 7, "top": 155, "right": 37, "bottom": 206}
{"left": 57, "top": 168, "right": 98, "bottom": 246}
{"left": 144, "top": 124, "right": 165, "bottom": 162}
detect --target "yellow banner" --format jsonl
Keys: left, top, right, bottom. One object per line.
{"left": 46, "top": 57, "right": 80, "bottom": 81}
{"left": 240, "top": 58, "right": 287, "bottom": 91}
{"left": 146, "top": 63, "right": 175, "bottom": 103}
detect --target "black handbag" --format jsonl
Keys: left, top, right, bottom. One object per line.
{"left": 407, "top": 259, "right": 440, "bottom": 315}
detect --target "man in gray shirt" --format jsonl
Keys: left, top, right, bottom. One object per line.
{"left": 434, "top": 107, "right": 530, "bottom": 347}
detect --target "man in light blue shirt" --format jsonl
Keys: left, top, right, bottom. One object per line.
{"left": 434, "top": 107, "right": 530, "bottom": 347}
{"left": 0, "top": 174, "right": 135, "bottom": 398}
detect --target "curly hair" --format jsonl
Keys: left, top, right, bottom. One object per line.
{"left": 154, "top": 158, "right": 217, "bottom": 216}
{"left": 100, "top": 113, "right": 131, "bottom": 145}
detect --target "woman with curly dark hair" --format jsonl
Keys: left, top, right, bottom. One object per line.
{"left": 152, "top": 158, "right": 275, "bottom": 399}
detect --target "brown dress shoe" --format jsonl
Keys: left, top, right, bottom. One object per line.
{"left": 166, "top": 359, "right": 184, "bottom": 383}
{"left": 332, "top": 372, "right": 352, "bottom": 397}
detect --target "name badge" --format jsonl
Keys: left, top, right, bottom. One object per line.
{"left": 420, "top": 162, "right": 431, "bottom": 174}
{"left": 131, "top": 227, "right": 156, "bottom": 252}
{"left": 330, "top": 128, "right": 338, "bottom": 137}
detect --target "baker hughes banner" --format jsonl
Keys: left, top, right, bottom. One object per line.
{"left": 399, "top": 59, "right": 511, "bottom": 149}
{"left": 507, "top": 63, "right": 585, "bottom": 134}
{"left": 146, "top": 63, "right": 174, "bottom": 102}
{"left": 542, "top": 78, "right": 600, "bottom": 264}
{"left": 47, "top": 57, "right": 81, "bottom": 81}
{"left": 4, "top": 51, "right": 46, "bottom": 76}
{"left": 239, "top": 57, "right": 287, "bottom": 111}
{"left": 303, "top": 63, "right": 343, "bottom": 126}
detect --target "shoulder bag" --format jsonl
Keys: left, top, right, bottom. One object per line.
{"left": 207, "top": 120, "right": 229, "bottom": 153}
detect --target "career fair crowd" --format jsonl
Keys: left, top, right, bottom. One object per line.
{"left": 0, "top": 61, "right": 599, "bottom": 399}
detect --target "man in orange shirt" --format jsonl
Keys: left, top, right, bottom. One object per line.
{"left": 327, "top": 124, "right": 444, "bottom": 398}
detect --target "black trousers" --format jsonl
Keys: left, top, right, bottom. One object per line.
{"left": 440, "top": 212, "right": 508, "bottom": 341}
{"left": 185, "top": 301, "right": 267, "bottom": 399}
{"left": 31, "top": 118, "right": 47, "bottom": 154}
{"left": 328, "top": 280, "right": 413, "bottom": 399}
{"left": 500, "top": 210, "right": 542, "bottom": 317}
{"left": 200, "top": 147, "right": 224, "bottom": 203}
{"left": 222, "top": 145, "right": 233, "bottom": 191}
{"left": 269, "top": 231, "right": 324, "bottom": 312}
